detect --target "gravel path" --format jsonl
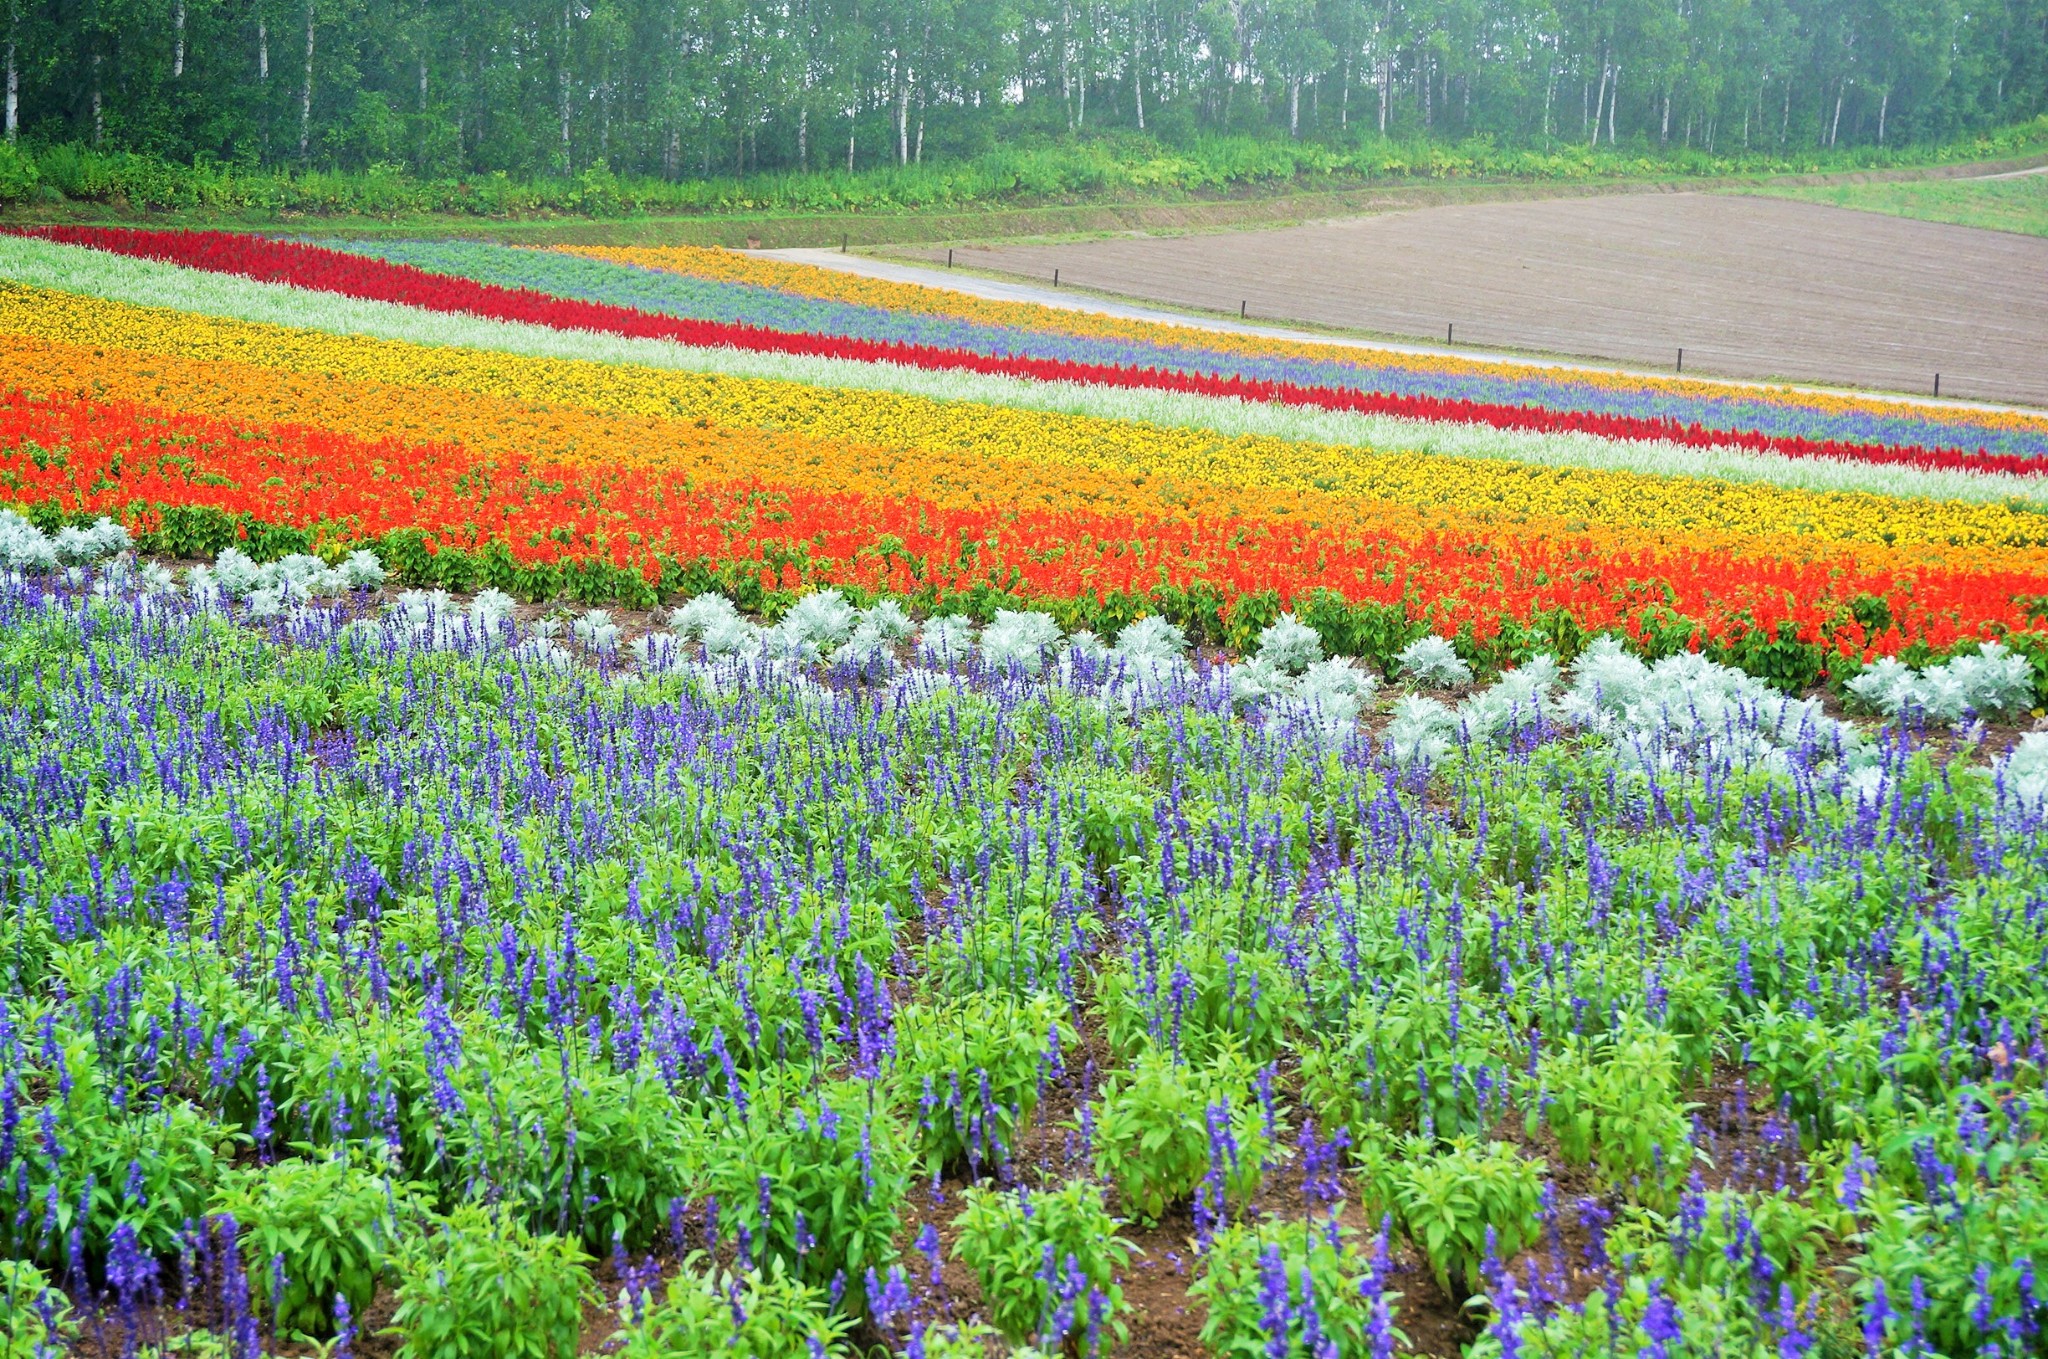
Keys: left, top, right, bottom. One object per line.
{"left": 831, "top": 193, "right": 2048, "bottom": 408}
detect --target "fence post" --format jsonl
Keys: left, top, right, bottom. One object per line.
{"left": 947, "top": 249, "right": 954, "bottom": 268}
{"left": 1240, "top": 300, "right": 1247, "bottom": 319}
{"left": 1447, "top": 323, "right": 1454, "bottom": 345}
{"left": 1935, "top": 374, "right": 1942, "bottom": 397}
{"left": 1054, "top": 268, "right": 1060, "bottom": 287}
{"left": 1677, "top": 347, "right": 1684, "bottom": 373}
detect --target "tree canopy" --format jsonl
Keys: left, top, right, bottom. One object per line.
{"left": 7, "top": 0, "right": 2045, "bottom": 180}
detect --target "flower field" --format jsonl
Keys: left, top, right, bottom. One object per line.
{"left": 2, "top": 225, "right": 2047, "bottom": 1358}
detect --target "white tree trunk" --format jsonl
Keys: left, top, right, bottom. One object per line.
{"left": 797, "top": 106, "right": 807, "bottom": 170}
{"left": 298, "top": 0, "right": 314, "bottom": 158}
{"left": 1289, "top": 78, "right": 1299, "bottom": 137}
{"left": 1132, "top": 28, "right": 1143, "bottom": 130}
{"left": 1060, "top": 0, "right": 1073, "bottom": 132}
{"left": 1606, "top": 66, "right": 1619, "bottom": 143}
{"left": 895, "top": 73, "right": 908, "bottom": 165}
{"left": 1590, "top": 63, "right": 1607, "bottom": 147}
{"left": 1877, "top": 89, "right": 1888, "bottom": 143}
{"left": 4, "top": 35, "right": 15, "bottom": 141}
{"left": 559, "top": 1, "right": 572, "bottom": 169}
{"left": 174, "top": 0, "right": 186, "bottom": 76}
{"left": 1829, "top": 83, "right": 1844, "bottom": 146}
{"left": 92, "top": 51, "right": 104, "bottom": 145}
{"left": 258, "top": 11, "right": 269, "bottom": 80}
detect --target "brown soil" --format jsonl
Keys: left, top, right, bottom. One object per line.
{"left": 901, "top": 193, "right": 2048, "bottom": 407}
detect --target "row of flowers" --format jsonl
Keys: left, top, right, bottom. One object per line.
{"left": 558, "top": 241, "right": 2048, "bottom": 458}
{"left": 5, "top": 372, "right": 2045, "bottom": 663}
{"left": 12, "top": 293, "right": 2048, "bottom": 577}
{"left": 19, "top": 230, "right": 2041, "bottom": 508}
{"left": 20, "top": 226, "right": 2041, "bottom": 474}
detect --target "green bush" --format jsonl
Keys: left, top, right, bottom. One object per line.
{"left": 1354, "top": 1133, "right": 1545, "bottom": 1299}
{"left": 1531, "top": 1021, "right": 1698, "bottom": 1209}
{"left": 894, "top": 990, "right": 1074, "bottom": 1176}
{"left": 17, "top": 1030, "right": 233, "bottom": 1269}
{"left": 1188, "top": 1218, "right": 1402, "bottom": 1359}
{"left": 0, "top": 1260, "right": 70, "bottom": 1357}
{"left": 445, "top": 1047, "right": 689, "bottom": 1251}
{"left": 607, "top": 1256, "right": 849, "bottom": 1357}
{"left": 387, "top": 1206, "right": 594, "bottom": 1359}
{"left": 695, "top": 1076, "right": 913, "bottom": 1296}
{"left": 0, "top": 142, "right": 38, "bottom": 204}
{"left": 210, "top": 1154, "right": 428, "bottom": 1337}
{"left": 1086, "top": 1046, "right": 1280, "bottom": 1225}
{"left": 951, "top": 1179, "right": 1134, "bottom": 1346}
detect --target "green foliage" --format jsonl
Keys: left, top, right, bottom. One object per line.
{"left": 1295, "top": 976, "right": 1503, "bottom": 1140}
{"left": 16, "top": 1030, "right": 234, "bottom": 1268}
{"left": 1852, "top": 1117, "right": 2048, "bottom": 1357}
{"left": 1086, "top": 1046, "right": 1281, "bottom": 1226}
{"left": 0, "top": 144, "right": 39, "bottom": 206}
{"left": 1096, "top": 940, "right": 1298, "bottom": 1064}
{"left": 695, "top": 1078, "right": 913, "bottom": 1295}
{"left": 1353, "top": 1133, "right": 1545, "bottom": 1299}
{"left": 209, "top": 1154, "right": 428, "bottom": 1338}
{"left": 445, "top": 1047, "right": 689, "bottom": 1251}
{"left": 387, "top": 1206, "right": 594, "bottom": 1359}
{"left": 1530, "top": 1022, "right": 1698, "bottom": 1209}
{"left": 1188, "top": 1218, "right": 1402, "bottom": 1359}
{"left": 0, "top": 1260, "right": 70, "bottom": 1358}
{"left": 894, "top": 991, "right": 1073, "bottom": 1176}
{"left": 902, "top": 1323, "right": 1030, "bottom": 1359}
{"left": 1469, "top": 1270, "right": 1806, "bottom": 1358}
{"left": 607, "top": 1256, "right": 850, "bottom": 1357}
{"left": 950, "top": 1178, "right": 1135, "bottom": 1346}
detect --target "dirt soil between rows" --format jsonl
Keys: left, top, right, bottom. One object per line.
{"left": 902, "top": 192, "right": 2048, "bottom": 408}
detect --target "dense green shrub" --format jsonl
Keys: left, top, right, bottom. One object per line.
{"left": 1189, "top": 1219, "right": 1401, "bottom": 1359}
{"left": 608, "top": 1257, "right": 849, "bottom": 1357}
{"left": 1354, "top": 1133, "right": 1545, "bottom": 1298}
{"left": 1088, "top": 1046, "right": 1281, "bottom": 1225}
{"left": 387, "top": 1206, "right": 594, "bottom": 1359}
{"left": 0, "top": 1260, "right": 70, "bottom": 1357}
{"left": 894, "top": 991, "right": 1074, "bottom": 1176}
{"left": 951, "top": 1179, "right": 1134, "bottom": 1346}
{"left": 209, "top": 1154, "right": 428, "bottom": 1337}
{"left": 1531, "top": 1022, "right": 1698, "bottom": 1209}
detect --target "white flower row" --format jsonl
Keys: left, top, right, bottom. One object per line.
{"left": 46, "top": 540, "right": 2041, "bottom": 807}
{"left": 0, "top": 508, "right": 131, "bottom": 571}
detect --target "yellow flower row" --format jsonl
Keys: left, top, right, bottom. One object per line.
{"left": 557, "top": 243, "right": 2048, "bottom": 441}
{"left": 8, "top": 282, "right": 2047, "bottom": 575}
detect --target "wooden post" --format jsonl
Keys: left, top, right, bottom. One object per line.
{"left": 1240, "top": 300, "right": 1247, "bottom": 319}
{"left": 1054, "top": 268, "right": 1060, "bottom": 287}
{"left": 1447, "top": 323, "right": 1454, "bottom": 345}
{"left": 1677, "top": 347, "right": 1684, "bottom": 373}
{"left": 947, "top": 249, "right": 954, "bottom": 268}
{"left": 1935, "top": 374, "right": 1942, "bottom": 397}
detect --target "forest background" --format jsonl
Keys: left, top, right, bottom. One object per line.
{"left": 2, "top": 0, "right": 2047, "bottom": 221}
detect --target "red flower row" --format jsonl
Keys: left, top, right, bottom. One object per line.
{"left": 2, "top": 384, "right": 2036, "bottom": 659}
{"left": 21, "top": 225, "right": 2033, "bottom": 479}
